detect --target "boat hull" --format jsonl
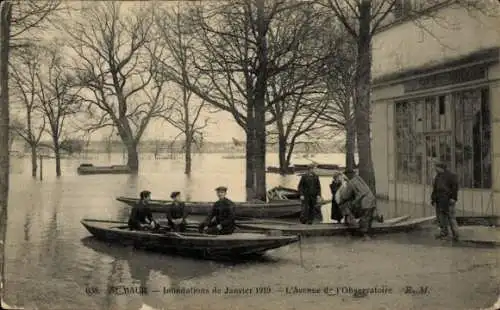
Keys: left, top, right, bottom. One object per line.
{"left": 77, "top": 165, "right": 132, "bottom": 175}
{"left": 237, "top": 215, "right": 435, "bottom": 237}
{"left": 81, "top": 219, "right": 299, "bottom": 259}
{"left": 116, "top": 196, "right": 307, "bottom": 218}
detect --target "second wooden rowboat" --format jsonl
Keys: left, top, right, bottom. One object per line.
{"left": 237, "top": 215, "right": 436, "bottom": 237}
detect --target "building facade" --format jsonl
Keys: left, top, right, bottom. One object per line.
{"left": 371, "top": 1, "right": 500, "bottom": 215}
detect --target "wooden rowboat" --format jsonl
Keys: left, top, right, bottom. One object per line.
{"left": 77, "top": 163, "right": 132, "bottom": 175}
{"left": 81, "top": 219, "right": 299, "bottom": 259}
{"left": 237, "top": 215, "right": 436, "bottom": 237}
{"left": 116, "top": 196, "right": 332, "bottom": 219}
{"left": 266, "top": 186, "right": 301, "bottom": 201}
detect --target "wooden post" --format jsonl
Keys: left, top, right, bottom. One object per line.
{"left": 39, "top": 155, "right": 43, "bottom": 181}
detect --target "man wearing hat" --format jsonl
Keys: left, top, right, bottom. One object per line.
{"left": 431, "top": 161, "right": 459, "bottom": 241}
{"left": 297, "top": 164, "right": 322, "bottom": 224}
{"left": 165, "top": 191, "right": 189, "bottom": 232}
{"left": 198, "top": 186, "right": 236, "bottom": 235}
{"left": 128, "top": 190, "right": 157, "bottom": 231}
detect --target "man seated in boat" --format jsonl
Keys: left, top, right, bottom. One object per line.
{"left": 165, "top": 191, "right": 189, "bottom": 232}
{"left": 198, "top": 186, "right": 236, "bottom": 235}
{"left": 333, "top": 170, "right": 383, "bottom": 237}
{"left": 128, "top": 190, "right": 157, "bottom": 231}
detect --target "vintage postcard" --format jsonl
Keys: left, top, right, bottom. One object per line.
{"left": 0, "top": 1, "right": 498, "bottom": 309}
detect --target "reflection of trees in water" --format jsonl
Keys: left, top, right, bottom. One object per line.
{"left": 81, "top": 237, "right": 223, "bottom": 309}
{"left": 23, "top": 206, "right": 34, "bottom": 242}
{"left": 42, "top": 181, "right": 64, "bottom": 276}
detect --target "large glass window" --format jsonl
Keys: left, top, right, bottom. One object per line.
{"left": 395, "top": 87, "right": 491, "bottom": 189}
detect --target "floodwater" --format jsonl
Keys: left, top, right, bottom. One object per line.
{"left": 4, "top": 153, "right": 499, "bottom": 310}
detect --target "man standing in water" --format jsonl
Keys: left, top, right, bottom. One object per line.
{"left": 198, "top": 186, "right": 236, "bottom": 235}
{"left": 128, "top": 190, "right": 156, "bottom": 231}
{"left": 431, "top": 161, "right": 459, "bottom": 241}
{"left": 298, "top": 164, "right": 322, "bottom": 224}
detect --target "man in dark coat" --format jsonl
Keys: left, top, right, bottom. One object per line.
{"left": 329, "top": 174, "right": 344, "bottom": 223}
{"left": 165, "top": 191, "right": 189, "bottom": 232}
{"left": 128, "top": 190, "right": 156, "bottom": 230}
{"left": 298, "top": 164, "right": 322, "bottom": 224}
{"left": 198, "top": 186, "right": 236, "bottom": 235}
{"left": 431, "top": 161, "right": 460, "bottom": 241}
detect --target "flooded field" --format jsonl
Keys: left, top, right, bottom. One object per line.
{"left": 4, "top": 154, "right": 499, "bottom": 310}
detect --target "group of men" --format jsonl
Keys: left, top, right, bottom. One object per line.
{"left": 128, "top": 161, "right": 460, "bottom": 240}
{"left": 297, "top": 162, "right": 460, "bottom": 240}
{"left": 297, "top": 164, "right": 382, "bottom": 237}
{"left": 127, "top": 186, "right": 236, "bottom": 235}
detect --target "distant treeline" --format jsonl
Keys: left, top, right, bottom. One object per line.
{"left": 32, "top": 139, "right": 344, "bottom": 154}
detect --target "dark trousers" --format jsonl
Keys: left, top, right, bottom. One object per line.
{"left": 300, "top": 196, "right": 318, "bottom": 224}
{"left": 435, "top": 199, "right": 459, "bottom": 238}
{"left": 167, "top": 220, "right": 187, "bottom": 232}
{"left": 198, "top": 223, "right": 234, "bottom": 235}
{"left": 358, "top": 207, "right": 375, "bottom": 235}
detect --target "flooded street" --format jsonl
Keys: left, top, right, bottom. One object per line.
{"left": 4, "top": 154, "right": 499, "bottom": 310}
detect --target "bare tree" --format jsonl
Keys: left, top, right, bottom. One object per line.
{"left": 0, "top": 2, "right": 12, "bottom": 300}
{"left": 10, "top": 48, "right": 46, "bottom": 177}
{"left": 317, "top": 0, "right": 403, "bottom": 193}
{"left": 315, "top": 21, "right": 358, "bottom": 170}
{"left": 265, "top": 3, "right": 332, "bottom": 174}
{"left": 154, "top": 4, "right": 212, "bottom": 175}
{"left": 156, "top": 0, "right": 323, "bottom": 200}
{"left": 268, "top": 90, "right": 329, "bottom": 173}
{"left": 10, "top": 0, "right": 63, "bottom": 48}
{"left": 35, "top": 46, "right": 82, "bottom": 176}
{"left": 65, "top": 2, "right": 170, "bottom": 172}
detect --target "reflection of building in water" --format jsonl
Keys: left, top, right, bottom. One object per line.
{"left": 371, "top": 1, "right": 499, "bottom": 215}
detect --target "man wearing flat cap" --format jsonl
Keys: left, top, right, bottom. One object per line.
{"left": 128, "top": 190, "right": 156, "bottom": 231}
{"left": 431, "top": 161, "right": 459, "bottom": 241}
{"left": 297, "top": 164, "right": 322, "bottom": 224}
{"left": 165, "top": 191, "right": 189, "bottom": 232}
{"left": 198, "top": 186, "right": 236, "bottom": 234}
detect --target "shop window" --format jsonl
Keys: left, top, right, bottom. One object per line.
{"left": 395, "top": 87, "right": 491, "bottom": 189}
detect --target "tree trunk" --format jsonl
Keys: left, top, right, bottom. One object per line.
{"left": 126, "top": 142, "right": 139, "bottom": 172}
{"left": 254, "top": 109, "right": 267, "bottom": 202}
{"left": 285, "top": 138, "right": 296, "bottom": 171}
{"left": 245, "top": 127, "right": 256, "bottom": 200}
{"left": 345, "top": 118, "right": 356, "bottom": 170}
{"left": 253, "top": 0, "right": 268, "bottom": 202}
{"left": 184, "top": 134, "right": 192, "bottom": 174}
{"left": 30, "top": 145, "right": 37, "bottom": 177}
{"left": 353, "top": 0, "right": 376, "bottom": 194}
{"left": 278, "top": 132, "right": 287, "bottom": 174}
{"left": 54, "top": 140, "right": 61, "bottom": 177}
{"left": 0, "top": 2, "right": 12, "bottom": 301}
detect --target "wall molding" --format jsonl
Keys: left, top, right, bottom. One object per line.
{"left": 373, "top": 47, "right": 500, "bottom": 88}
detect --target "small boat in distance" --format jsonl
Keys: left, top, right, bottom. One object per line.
{"left": 81, "top": 219, "right": 299, "bottom": 259}
{"left": 77, "top": 163, "right": 132, "bottom": 175}
{"left": 221, "top": 154, "right": 246, "bottom": 159}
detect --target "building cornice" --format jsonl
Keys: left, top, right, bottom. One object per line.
{"left": 372, "top": 47, "right": 500, "bottom": 88}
